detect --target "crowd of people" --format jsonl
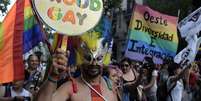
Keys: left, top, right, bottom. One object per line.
{"left": 0, "top": 52, "right": 47, "bottom": 101}
{"left": 0, "top": 48, "right": 201, "bottom": 101}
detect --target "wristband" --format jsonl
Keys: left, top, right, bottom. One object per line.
{"left": 48, "top": 76, "right": 58, "bottom": 83}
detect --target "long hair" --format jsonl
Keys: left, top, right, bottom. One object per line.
{"left": 142, "top": 57, "right": 155, "bottom": 83}
{"left": 120, "top": 58, "right": 132, "bottom": 65}
{"left": 168, "top": 62, "right": 181, "bottom": 76}
{"left": 27, "top": 54, "right": 39, "bottom": 65}
{"left": 143, "top": 63, "right": 156, "bottom": 83}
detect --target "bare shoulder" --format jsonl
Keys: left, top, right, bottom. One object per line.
{"left": 56, "top": 78, "right": 82, "bottom": 93}
{"left": 59, "top": 81, "right": 71, "bottom": 89}
{"left": 52, "top": 80, "right": 76, "bottom": 101}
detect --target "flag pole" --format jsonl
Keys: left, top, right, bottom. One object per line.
{"left": 177, "top": 9, "right": 181, "bottom": 23}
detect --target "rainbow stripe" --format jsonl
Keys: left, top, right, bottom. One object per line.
{"left": 23, "top": 1, "right": 44, "bottom": 53}
{"left": 125, "top": 4, "right": 178, "bottom": 64}
{"left": 0, "top": 23, "right": 3, "bottom": 50}
{"left": 129, "top": 4, "right": 178, "bottom": 53}
{"left": 0, "top": 0, "right": 44, "bottom": 83}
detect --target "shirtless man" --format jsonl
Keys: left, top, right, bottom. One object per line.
{"left": 36, "top": 48, "right": 118, "bottom": 101}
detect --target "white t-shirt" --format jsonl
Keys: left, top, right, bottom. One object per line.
{"left": 166, "top": 78, "right": 184, "bottom": 101}
{"left": 11, "top": 88, "right": 32, "bottom": 98}
{"left": 0, "top": 86, "right": 5, "bottom": 97}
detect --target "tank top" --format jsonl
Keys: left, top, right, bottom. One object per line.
{"left": 91, "top": 85, "right": 104, "bottom": 101}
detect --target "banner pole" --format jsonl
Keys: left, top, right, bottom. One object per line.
{"left": 61, "top": 35, "right": 68, "bottom": 52}
{"left": 177, "top": 9, "right": 181, "bottom": 23}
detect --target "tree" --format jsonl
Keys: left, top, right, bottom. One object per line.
{"left": 0, "top": 0, "right": 10, "bottom": 16}
{"left": 192, "top": 0, "right": 201, "bottom": 10}
{"left": 146, "top": 0, "right": 192, "bottom": 21}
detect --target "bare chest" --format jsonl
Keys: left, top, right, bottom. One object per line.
{"left": 70, "top": 83, "right": 117, "bottom": 101}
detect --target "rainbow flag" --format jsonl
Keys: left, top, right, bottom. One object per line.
{"left": 125, "top": 4, "right": 178, "bottom": 64}
{"left": 0, "top": 0, "right": 44, "bottom": 83}
{"left": 23, "top": 1, "right": 44, "bottom": 53}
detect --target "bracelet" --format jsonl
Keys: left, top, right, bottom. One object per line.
{"left": 48, "top": 76, "right": 58, "bottom": 83}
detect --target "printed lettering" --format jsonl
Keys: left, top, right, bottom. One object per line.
{"left": 143, "top": 11, "right": 168, "bottom": 26}
{"left": 127, "top": 41, "right": 174, "bottom": 60}
{"left": 128, "top": 40, "right": 138, "bottom": 52}
{"left": 77, "top": 13, "right": 87, "bottom": 25}
{"left": 47, "top": 7, "right": 63, "bottom": 21}
{"left": 62, "top": 10, "right": 76, "bottom": 24}
{"left": 134, "top": 19, "right": 174, "bottom": 41}
{"left": 63, "top": 0, "right": 75, "bottom": 5}
{"left": 135, "top": 20, "right": 142, "bottom": 30}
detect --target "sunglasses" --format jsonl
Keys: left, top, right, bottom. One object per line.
{"left": 121, "top": 64, "right": 129, "bottom": 67}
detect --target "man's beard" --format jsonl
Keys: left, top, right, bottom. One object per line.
{"left": 81, "top": 64, "right": 102, "bottom": 79}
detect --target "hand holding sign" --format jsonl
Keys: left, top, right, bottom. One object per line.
{"left": 32, "top": 0, "right": 103, "bottom": 35}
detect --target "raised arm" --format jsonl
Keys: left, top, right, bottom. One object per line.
{"left": 36, "top": 49, "right": 69, "bottom": 101}
{"left": 169, "top": 66, "right": 190, "bottom": 84}
{"left": 143, "top": 75, "right": 157, "bottom": 90}
{"left": 143, "top": 70, "right": 157, "bottom": 90}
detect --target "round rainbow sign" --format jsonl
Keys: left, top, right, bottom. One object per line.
{"left": 32, "top": 0, "right": 103, "bottom": 36}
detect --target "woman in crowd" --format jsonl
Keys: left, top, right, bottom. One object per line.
{"left": 140, "top": 57, "right": 158, "bottom": 101}
{"left": 166, "top": 62, "right": 190, "bottom": 101}
{"left": 0, "top": 80, "right": 32, "bottom": 101}
{"left": 157, "top": 60, "right": 171, "bottom": 101}
{"left": 119, "top": 58, "right": 140, "bottom": 101}
{"left": 107, "top": 63, "right": 123, "bottom": 101}
{"left": 188, "top": 63, "right": 201, "bottom": 101}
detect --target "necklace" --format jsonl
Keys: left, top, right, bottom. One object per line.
{"left": 81, "top": 76, "right": 108, "bottom": 101}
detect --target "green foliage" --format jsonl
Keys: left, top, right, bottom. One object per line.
{"left": 110, "top": 0, "right": 122, "bottom": 8}
{"left": 146, "top": 0, "right": 192, "bottom": 21}
{"left": 104, "top": 0, "right": 122, "bottom": 9}
{"left": 0, "top": 0, "right": 10, "bottom": 16}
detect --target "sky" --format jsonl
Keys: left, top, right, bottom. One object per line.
{"left": 0, "top": 0, "right": 16, "bottom": 22}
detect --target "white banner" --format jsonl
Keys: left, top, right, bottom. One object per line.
{"left": 174, "top": 33, "right": 201, "bottom": 67}
{"left": 178, "top": 7, "right": 201, "bottom": 38}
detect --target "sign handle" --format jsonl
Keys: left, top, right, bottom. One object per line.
{"left": 61, "top": 35, "right": 68, "bottom": 52}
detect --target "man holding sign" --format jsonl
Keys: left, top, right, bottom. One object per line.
{"left": 33, "top": 0, "right": 118, "bottom": 101}
{"left": 36, "top": 47, "right": 118, "bottom": 101}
